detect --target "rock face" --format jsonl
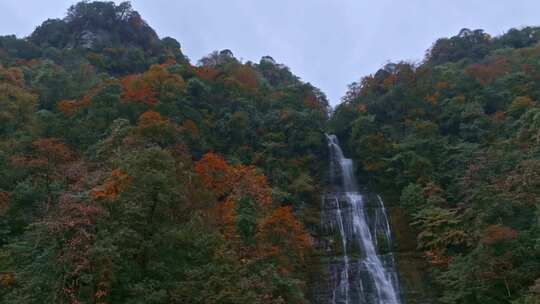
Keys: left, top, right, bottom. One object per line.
{"left": 388, "top": 207, "right": 437, "bottom": 304}
{"left": 77, "top": 29, "right": 111, "bottom": 49}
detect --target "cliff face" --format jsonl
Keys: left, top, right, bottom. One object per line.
{"left": 388, "top": 206, "right": 437, "bottom": 304}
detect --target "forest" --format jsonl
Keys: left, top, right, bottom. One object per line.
{"left": 0, "top": 1, "right": 539, "bottom": 303}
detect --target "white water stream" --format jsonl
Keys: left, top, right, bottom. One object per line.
{"left": 323, "top": 134, "right": 401, "bottom": 304}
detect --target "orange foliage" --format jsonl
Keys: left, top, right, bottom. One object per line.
{"left": 194, "top": 153, "right": 233, "bottom": 198}
{"left": 465, "top": 57, "right": 510, "bottom": 86}
{"left": 435, "top": 81, "right": 449, "bottom": 90}
{"left": 364, "top": 161, "right": 383, "bottom": 172}
{"left": 492, "top": 111, "right": 506, "bottom": 124}
{"left": 33, "top": 138, "right": 73, "bottom": 162}
{"left": 382, "top": 74, "right": 398, "bottom": 89}
{"left": 216, "top": 198, "right": 238, "bottom": 241}
{"left": 232, "top": 66, "right": 258, "bottom": 90}
{"left": 357, "top": 104, "right": 367, "bottom": 113}
{"left": 121, "top": 65, "right": 186, "bottom": 106}
{"left": 0, "top": 191, "right": 10, "bottom": 216}
{"left": 57, "top": 99, "right": 78, "bottom": 116}
{"left": 424, "top": 250, "right": 451, "bottom": 267}
{"left": 181, "top": 119, "right": 200, "bottom": 139}
{"left": 482, "top": 225, "right": 518, "bottom": 245}
{"left": 11, "top": 138, "right": 73, "bottom": 173}
{"left": 256, "top": 206, "right": 312, "bottom": 264}
{"left": 194, "top": 153, "right": 273, "bottom": 205}
{"left": 144, "top": 64, "right": 186, "bottom": 99}
{"left": 56, "top": 90, "right": 94, "bottom": 116}
{"left": 138, "top": 110, "right": 166, "bottom": 127}
{"left": 14, "top": 59, "right": 40, "bottom": 67}
{"left": 194, "top": 66, "right": 219, "bottom": 82}
{"left": 231, "top": 165, "right": 272, "bottom": 207}
{"left": 0, "top": 273, "right": 14, "bottom": 287}
{"left": 425, "top": 92, "right": 441, "bottom": 105}
{"left": 303, "top": 93, "right": 319, "bottom": 109}
{"left": 91, "top": 169, "right": 131, "bottom": 201}
{"left": 0, "top": 66, "right": 25, "bottom": 87}
{"left": 121, "top": 74, "right": 158, "bottom": 105}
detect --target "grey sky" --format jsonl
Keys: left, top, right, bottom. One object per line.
{"left": 1, "top": 1, "right": 539, "bottom": 105}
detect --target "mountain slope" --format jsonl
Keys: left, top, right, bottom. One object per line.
{"left": 0, "top": 2, "right": 329, "bottom": 303}
{"left": 330, "top": 27, "right": 540, "bottom": 304}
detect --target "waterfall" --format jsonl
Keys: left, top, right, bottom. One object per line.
{"left": 323, "top": 134, "right": 402, "bottom": 304}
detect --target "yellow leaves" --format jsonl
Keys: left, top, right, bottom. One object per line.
{"left": 91, "top": 169, "right": 130, "bottom": 201}
{"left": 509, "top": 96, "right": 536, "bottom": 115}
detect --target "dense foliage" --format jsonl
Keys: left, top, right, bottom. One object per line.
{"left": 330, "top": 27, "right": 540, "bottom": 303}
{"left": 3, "top": 2, "right": 539, "bottom": 303}
{"left": 0, "top": 2, "right": 330, "bottom": 303}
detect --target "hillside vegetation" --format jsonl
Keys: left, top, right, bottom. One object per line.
{"left": 331, "top": 27, "right": 540, "bottom": 303}
{"left": 2, "top": 1, "right": 540, "bottom": 303}
{"left": 0, "top": 2, "right": 329, "bottom": 303}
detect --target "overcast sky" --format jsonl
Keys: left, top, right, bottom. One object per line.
{"left": 1, "top": 1, "right": 539, "bottom": 105}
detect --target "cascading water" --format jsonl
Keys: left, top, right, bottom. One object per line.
{"left": 322, "top": 134, "right": 402, "bottom": 304}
